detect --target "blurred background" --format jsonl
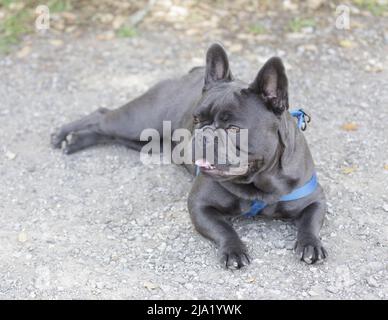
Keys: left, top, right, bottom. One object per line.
{"left": 0, "top": 0, "right": 387, "bottom": 57}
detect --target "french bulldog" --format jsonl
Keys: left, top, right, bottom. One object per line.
{"left": 51, "top": 43, "right": 327, "bottom": 269}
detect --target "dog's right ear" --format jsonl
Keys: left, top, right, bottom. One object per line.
{"left": 248, "top": 57, "right": 289, "bottom": 115}
{"left": 204, "top": 43, "right": 233, "bottom": 89}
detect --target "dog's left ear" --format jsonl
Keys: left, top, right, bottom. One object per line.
{"left": 248, "top": 57, "right": 289, "bottom": 115}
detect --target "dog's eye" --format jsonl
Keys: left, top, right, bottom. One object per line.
{"left": 227, "top": 126, "right": 240, "bottom": 133}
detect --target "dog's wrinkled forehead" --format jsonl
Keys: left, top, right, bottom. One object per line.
{"left": 197, "top": 82, "right": 245, "bottom": 118}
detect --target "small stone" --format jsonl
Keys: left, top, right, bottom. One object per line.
{"left": 307, "top": 0, "right": 324, "bottom": 10}
{"left": 96, "top": 13, "right": 114, "bottom": 24}
{"left": 365, "top": 63, "right": 383, "bottom": 73}
{"left": 185, "top": 29, "right": 200, "bottom": 36}
{"left": 285, "top": 241, "right": 295, "bottom": 250}
{"left": 366, "top": 277, "right": 379, "bottom": 288}
{"left": 308, "top": 290, "right": 319, "bottom": 296}
{"left": 326, "top": 285, "right": 339, "bottom": 293}
{"left": 50, "top": 39, "right": 64, "bottom": 47}
{"left": 18, "top": 231, "right": 28, "bottom": 243}
{"left": 229, "top": 44, "right": 243, "bottom": 53}
{"left": 112, "top": 16, "right": 125, "bottom": 29}
{"left": 27, "top": 165, "right": 36, "bottom": 173}
{"left": 5, "top": 151, "right": 17, "bottom": 160}
{"left": 246, "top": 277, "right": 256, "bottom": 283}
{"left": 61, "top": 12, "right": 77, "bottom": 23}
{"left": 283, "top": 0, "right": 298, "bottom": 11}
{"left": 382, "top": 204, "right": 388, "bottom": 212}
{"left": 144, "top": 281, "right": 159, "bottom": 290}
{"left": 274, "top": 240, "right": 285, "bottom": 249}
{"left": 184, "top": 283, "right": 193, "bottom": 290}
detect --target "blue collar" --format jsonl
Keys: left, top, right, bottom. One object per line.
{"left": 195, "top": 109, "right": 317, "bottom": 217}
{"left": 245, "top": 108, "right": 315, "bottom": 217}
{"left": 244, "top": 172, "right": 318, "bottom": 217}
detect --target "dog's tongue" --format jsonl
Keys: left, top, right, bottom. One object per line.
{"left": 195, "top": 159, "right": 212, "bottom": 169}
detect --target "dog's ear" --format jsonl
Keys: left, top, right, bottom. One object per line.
{"left": 204, "top": 43, "right": 233, "bottom": 88}
{"left": 249, "top": 57, "right": 289, "bottom": 115}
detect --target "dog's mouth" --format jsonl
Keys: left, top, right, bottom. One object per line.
{"left": 195, "top": 159, "right": 249, "bottom": 176}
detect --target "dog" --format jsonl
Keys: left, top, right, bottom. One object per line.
{"left": 51, "top": 43, "right": 327, "bottom": 269}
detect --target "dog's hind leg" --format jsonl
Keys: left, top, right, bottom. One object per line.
{"left": 51, "top": 107, "right": 109, "bottom": 149}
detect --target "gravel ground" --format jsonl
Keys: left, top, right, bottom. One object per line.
{"left": 0, "top": 11, "right": 387, "bottom": 299}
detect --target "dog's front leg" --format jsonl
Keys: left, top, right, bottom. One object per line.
{"left": 189, "top": 204, "right": 250, "bottom": 269}
{"left": 294, "top": 201, "right": 328, "bottom": 264}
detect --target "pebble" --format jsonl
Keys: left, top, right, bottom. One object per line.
{"left": 307, "top": 0, "right": 324, "bottom": 10}
{"left": 285, "top": 241, "right": 295, "bottom": 250}
{"left": 274, "top": 240, "right": 285, "bottom": 249}
{"left": 326, "top": 286, "right": 339, "bottom": 293}
{"left": 27, "top": 165, "right": 36, "bottom": 173}
{"left": 18, "top": 231, "right": 28, "bottom": 243}
{"left": 144, "top": 281, "right": 159, "bottom": 290}
{"left": 5, "top": 151, "right": 17, "bottom": 160}
{"left": 308, "top": 290, "right": 319, "bottom": 297}
{"left": 366, "top": 277, "right": 379, "bottom": 288}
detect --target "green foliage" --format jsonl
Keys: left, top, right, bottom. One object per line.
{"left": 116, "top": 26, "right": 137, "bottom": 38}
{"left": 48, "top": 0, "right": 72, "bottom": 13}
{"left": 353, "top": 0, "right": 387, "bottom": 16}
{"left": 0, "top": 5, "right": 31, "bottom": 54}
{"left": 288, "top": 17, "right": 316, "bottom": 33}
{"left": 249, "top": 23, "right": 266, "bottom": 35}
{"left": 0, "top": 0, "right": 12, "bottom": 7}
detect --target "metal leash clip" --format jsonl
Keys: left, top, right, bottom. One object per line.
{"left": 298, "top": 109, "right": 311, "bottom": 131}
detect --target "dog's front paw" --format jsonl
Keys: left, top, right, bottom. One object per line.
{"left": 219, "top": 243, "right": 250, "bottom": 270}
{"left": 294, "top": 234, "right": 327, "bottom": 264}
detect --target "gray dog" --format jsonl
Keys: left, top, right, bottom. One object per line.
{"left": 52, "top": 43, "right": 327, "bottom": 269}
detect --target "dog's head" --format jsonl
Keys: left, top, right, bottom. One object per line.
{"left": 193, "top": 43, "right": 289, "bottom": 181}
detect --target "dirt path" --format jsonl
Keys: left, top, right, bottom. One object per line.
{"left": 0, "top": 8, "right": 387, "bottom": 299}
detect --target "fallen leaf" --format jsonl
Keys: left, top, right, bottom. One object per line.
{"left": 339, "top": 39, "right": 356, "bottom": 48}
{"left": 341, "top": 122, "right": 358, "bottom": 131}
{"left": 342, "top": 166, "right": 356, "bottom": 174}
{"left": 384, "top": 164, "right": 388, "bottom": 170}
{"left": 97, "top": 31, "right": 115, "bottom": 41}
{"left": 144, "top": 281, "right": 159, "bottom": 290}
{"left": 16, "top": 46, "right": 31, "bottom": 58}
